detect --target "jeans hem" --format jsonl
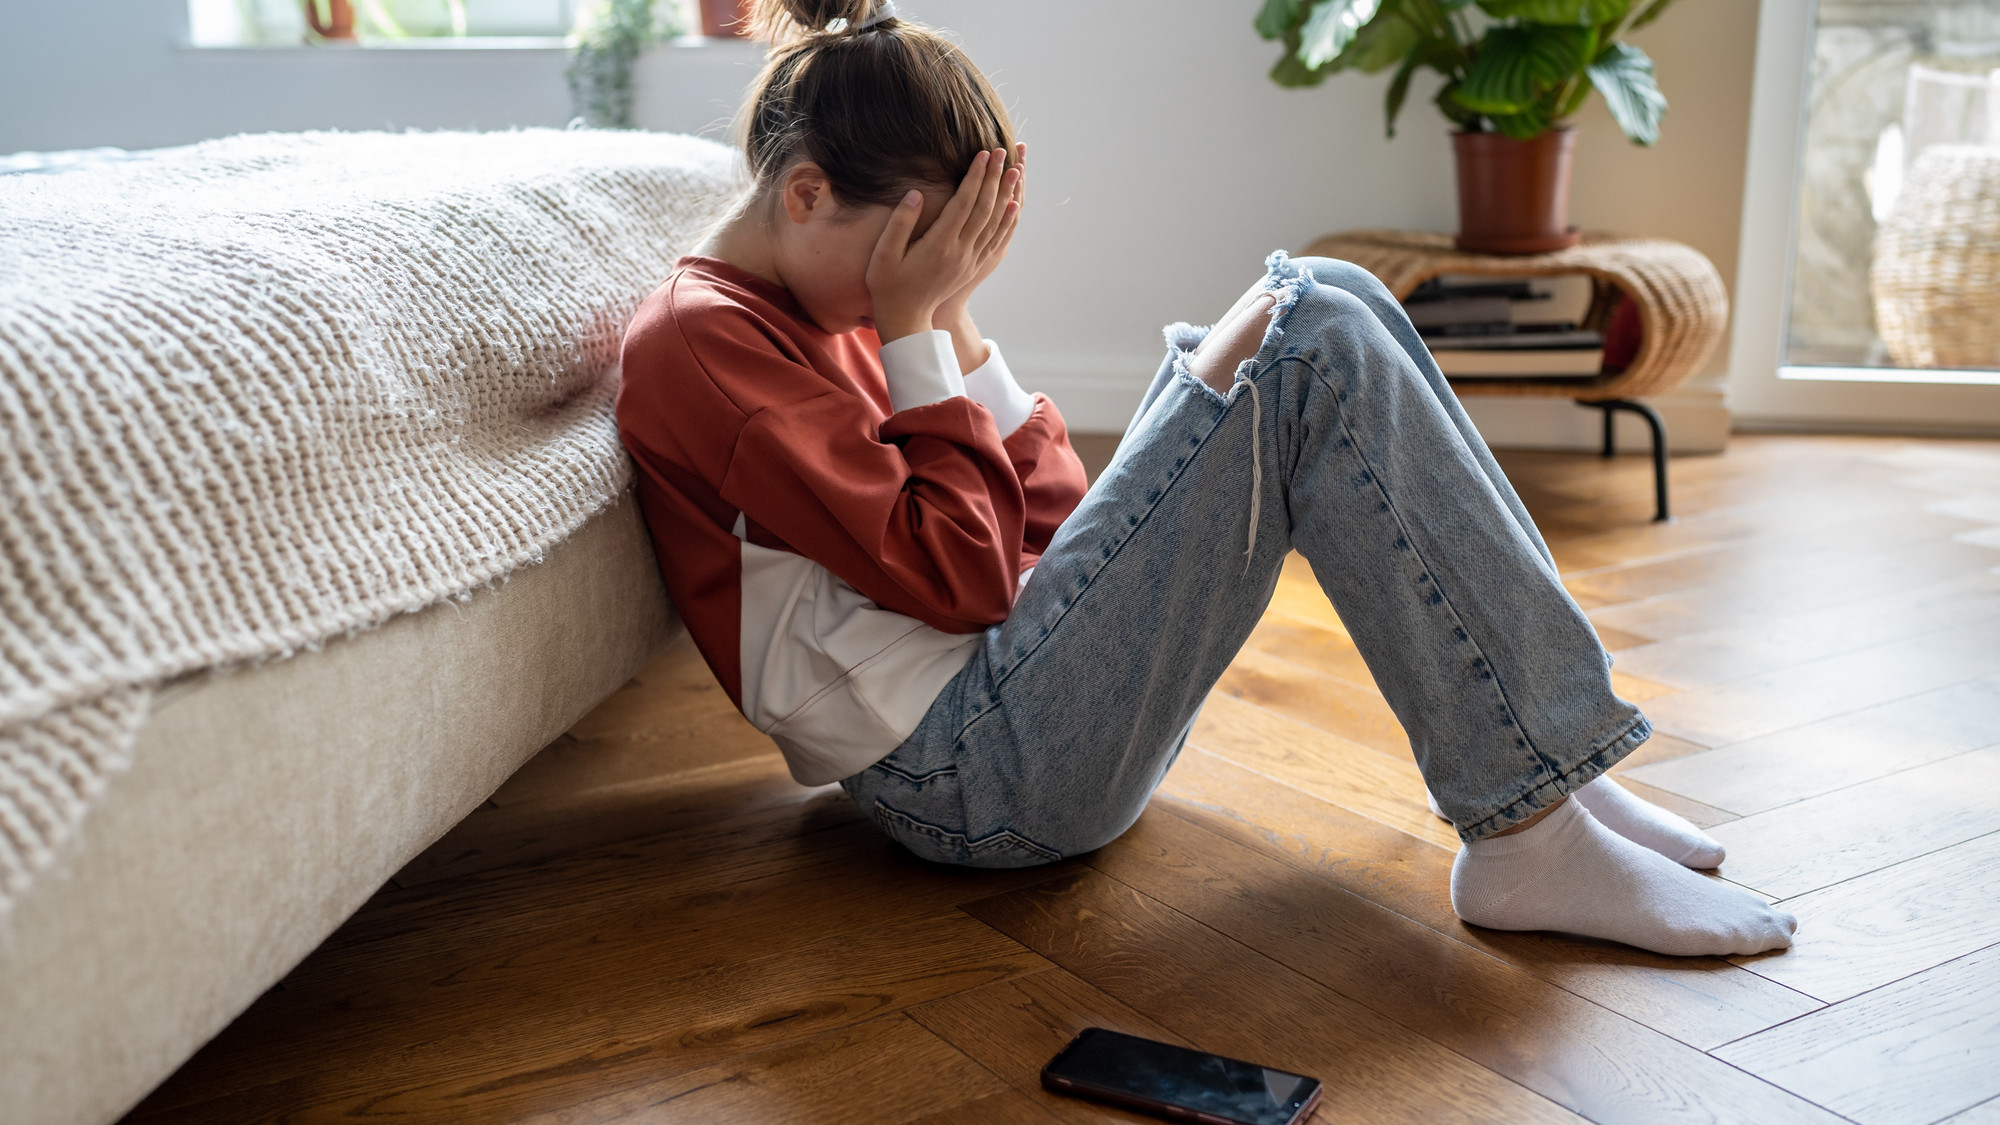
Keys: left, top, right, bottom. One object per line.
{"left": 1459, "top": 713, "right": 1653, "bottom": 843}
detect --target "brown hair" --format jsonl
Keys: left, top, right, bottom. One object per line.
{"left": 739, "top": 0, "right": 1015, "bottom": 210}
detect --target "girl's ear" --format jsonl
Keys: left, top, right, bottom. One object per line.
{"left": 779, "top": 162, "right": 830, "bottom": 225}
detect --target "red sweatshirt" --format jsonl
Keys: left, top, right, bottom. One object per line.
{"left": 616, "top": 256, "right": 1089, "bottom": 784}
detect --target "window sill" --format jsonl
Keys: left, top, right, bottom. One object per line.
{"left": 177, "top": 35, "right": 757, "bottom": 53}
{"left": 1780, "top": 365, "right": 2000, "bottom": 388}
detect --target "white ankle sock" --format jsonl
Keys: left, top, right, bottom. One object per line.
{"left": 1450, "top": 799, "right": 1796, "bottom": 957}
{"left": 1572, "top": 776, "right": 1726, "bottom": 868}
{"left": 1426, "top": 776, "right": 1726, "bottom": 869}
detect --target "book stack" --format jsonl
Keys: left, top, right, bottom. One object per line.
{"left": 1405, "top": 274, "right": 1609, "bottom": 378}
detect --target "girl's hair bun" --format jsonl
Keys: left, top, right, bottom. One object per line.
{"left": 737, "top": 0, "right": 1014, "bottom": 211}
{"left": 748, "top": 0, "right": 895, "bottom": 42}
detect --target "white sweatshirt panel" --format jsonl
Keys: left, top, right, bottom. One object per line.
{"left": 734, "top": 513, "right": 980, "bottom": 786}
{"left": 877, "top": 329, "right": 966, "bottom": 413}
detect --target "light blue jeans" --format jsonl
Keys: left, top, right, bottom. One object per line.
{"left": 839, "top": 252, "right": 1650, "bottom": 864}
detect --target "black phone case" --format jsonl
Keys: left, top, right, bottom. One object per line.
{"left": 1040, "top": 1029, "right": 1324, "bottom": 1125}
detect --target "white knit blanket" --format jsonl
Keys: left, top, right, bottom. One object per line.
{"left": 0, "top": 129, "right": 739, "bottom": 914}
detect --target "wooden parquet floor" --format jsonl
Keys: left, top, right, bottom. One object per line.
{"left": 125, "top": 434, "right": 2000, "bottom": 1125}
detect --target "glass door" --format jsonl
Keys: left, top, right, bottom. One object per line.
{"left": 1732, "top": 0, "right": 2000, "bottom": 430}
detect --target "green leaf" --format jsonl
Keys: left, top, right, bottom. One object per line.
{"left": 1450, "top": 25, "right": 1592, "bottom": 114}
{"left": 1255, "top": 0, "right": 1306, "bottom": 41}
{"left": 1475, "top": 0, "right": 1630, "bottom": 25}
{"left": 1331, "top": 4, "right": 1421, "bottom": 73}
{"left": 1270, "top": 50, "right": 1331, "bottom": 87}
{"left": 1627, "top": 0, "right": 1677, "bottom": 30}
{"left": 1587, "top": 41, "right": 1667, "bottom": 144}
{"left": 1298, "top": 0, "right": 1383, "bottom": 69}
{"left": 1556, "top": 72, "right": 1594, "bottom": 118}
{"left": 1433, "top": 80, "right": 1485, "bottom": 128}
{"left": 1414, "top": 35, "right": 1471, "bottom": 78}
{"left": 1384, "top": 51, "right": 1422, "bottom": 136}
{"left": 1488, "top": 105, "right": 1554, "bottom": 138}
{"left": 356, "top": 0, "right": 408, "bottom": 37}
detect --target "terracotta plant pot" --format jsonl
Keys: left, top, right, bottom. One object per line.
{"left": 1452, "top": 127, "right": 1583, "bottom": 255}
{"left": 698, "top": 0, "right": 756, "bottom": 37}
{"left": 304, "top": 0, "right": 356, "bottom": 40}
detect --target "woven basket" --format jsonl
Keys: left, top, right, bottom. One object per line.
{"left": 1872, "top": 144, "right": 2000, "bottom": 370}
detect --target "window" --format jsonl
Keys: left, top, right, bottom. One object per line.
{"left": 1783, "top": 0, "right": 2000, "bottom": 385}
{"left": 1731, "top": 0, "right": 2000, "bottom": 430}
{"left": 187, "top": 0, "right": 700, "bottom": 47}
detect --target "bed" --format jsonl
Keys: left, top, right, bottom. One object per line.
{"left": 0, "top": 129, "right": 736, "bottom": 1125}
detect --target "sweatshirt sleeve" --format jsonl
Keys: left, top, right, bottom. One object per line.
{"left": 690, "top": 321, "right": 1029, "bottom": 634}
{"left": 1001, "top": 390, "right": 1089, "bottom": 560}
{"left": 877, "top": 329, "right": 967, "bottom": 411}
{"left": 962, "top": 340, "right": 1039, "bottom": 438}
{"left": 879, "top": 332, "right": 1088, "bottom": 561}
{"left": 883, "top": 333, "right": 1087, "bottom": 558}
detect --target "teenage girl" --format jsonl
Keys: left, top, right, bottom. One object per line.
{"left": 615, "top": 0, "right": 1796, "bottom": 957}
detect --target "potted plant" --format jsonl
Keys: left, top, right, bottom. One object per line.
{"left": 698, "top": 0, "right": 755, "bottom": 38}
{"left": 567, "top": 0, "right": 687, "bottom": 129}
{"left": 304, "top": 0, "right": 454, "bottom": 42}
{"left": 1257, "top": 0, "right": 1674, "bottom": 253}
{"left": 304, "top": 0, "right": 357, "bottom": 40}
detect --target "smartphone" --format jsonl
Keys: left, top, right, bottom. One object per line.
{"left": 1041, "top": 1027, "right": 1323, "bottom": 1125}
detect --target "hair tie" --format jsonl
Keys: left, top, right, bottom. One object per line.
{"left": 842, "top": 2, "right": 896, "bottom": 32}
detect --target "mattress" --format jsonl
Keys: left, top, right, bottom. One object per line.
{"left": 0, "top": 491, "right": 678, "bottom": 1125}
{"left": 0, "top": 127, "right": 737, "bottom": 920}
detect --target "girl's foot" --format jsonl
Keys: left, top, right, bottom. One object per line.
{"left": 1449, "top": 799, "right": 1796, "bottom": 957}
{"left": 1572, "top": 776, "right": 1726, "bottom": 868}
{"left": 1426, "top": 776, "right": 1726, "bottom": 869}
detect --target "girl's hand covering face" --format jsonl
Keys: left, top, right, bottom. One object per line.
{"left": 865, "top": 146, "right": 1022, "bottom": 344}
{"left": 943, "top": 141, "right": 1025, "bottom": 313}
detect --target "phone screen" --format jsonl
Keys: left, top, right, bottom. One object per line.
{"left": 1043, "top": 1028, "right": 1321, "bottom": 1125}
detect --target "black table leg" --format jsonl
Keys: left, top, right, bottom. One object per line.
{"left": 1580, "top": 399, "right": 1670, "bottom": 522}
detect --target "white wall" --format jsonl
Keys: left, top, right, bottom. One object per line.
{"left": 1, "top": 0, "right": 1756, "bottom": 444}
{"left": 926, "top": 0, "right": 1758, "bottom": 448}
{"left": 902, "top": 1, "right": 1453, "bottom": 429}
{"left": 0, "top": 3, "right": 756, "bottom": 147}
{"left": 0, "top": 3, "right": 756, "bottom": 144}
{"left": 1540, "top": 0, "right": 1758, "bottom": 453}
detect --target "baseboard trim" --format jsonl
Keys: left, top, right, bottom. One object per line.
{"left": 1460, "top": 384, "right": 1731, "bottom": 454}
{"left": 1022, "top": 375, "right": 1149, "bottom": 435}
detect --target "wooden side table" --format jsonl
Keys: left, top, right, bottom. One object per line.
{"left": 1302, "top": 230, "right": 1730, "bottom": 521}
